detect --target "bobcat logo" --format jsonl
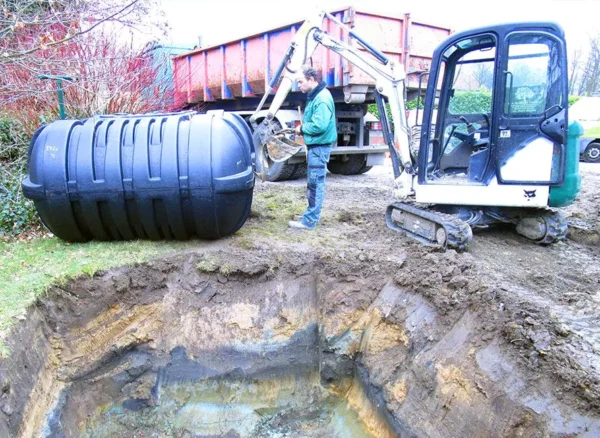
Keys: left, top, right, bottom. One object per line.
{"left": 524, "top": 189, "right": 537, "bottom": 200}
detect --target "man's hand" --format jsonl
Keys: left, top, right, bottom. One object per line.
{"left": 295, "top": 124, "right": 302, "bottom": 136}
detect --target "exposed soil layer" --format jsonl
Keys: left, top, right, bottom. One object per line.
{"left": 1, "top": 163, "right": 599, "bottom": 437}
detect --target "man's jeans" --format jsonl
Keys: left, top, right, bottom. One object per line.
{"left": 301, "top": 145, "right": 331, "bottom": 229}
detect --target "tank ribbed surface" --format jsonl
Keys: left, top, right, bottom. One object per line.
{"left": 22, "top": 111, "right": 255, "bottom": 242}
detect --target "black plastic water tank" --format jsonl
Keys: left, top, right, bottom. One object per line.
{"left": 22, "top": 110, "right": 255, "bottom": 242}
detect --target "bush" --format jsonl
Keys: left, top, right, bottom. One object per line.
{"left": 367, "top": 102, "right": 393, "bottom": 131}
{"left": 368, "top": 98, "right": 422, "bottom": 120}
{"left": 0, "top": 163, "right": 38, "bottom": 237}
{"left": 0, "top": 117, "right": 40, "bottom": 238}
{"left": 367, "top": 102, "right": 387, "bottom": 119}
{"left": 449, "top": 92, "right": 578, "bottom": 114}
{"left": 448, "top": 91, "right": 492, "bottom": 114}
{"left": 0, "top": 118, "right": 30, "bottom": 163}
{"left": 568, "top": 95, "right": 581, "bottom": 106}
{"left": 406, "top": 98, "right": 424, "bottom": 110}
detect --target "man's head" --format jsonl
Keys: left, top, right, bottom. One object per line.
{"left": 297, "top": 67, "right": 321, "bottom": 93}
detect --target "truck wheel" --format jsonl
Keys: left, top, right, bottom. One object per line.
{"left": 583, "top": 142, "right": 600, "bottom": 163}
{"left": 356, "top": 165, "right": 373, "bottom": 174}
{"left": 327, "top": 154, "right": 368, "bottom": 175}
{"left": 254, "top": 156, "right": 296, "bottom": 181}
{"left": 289, "top": 163, "right": 307, "bottom": 180}
{"left": 357, "top": 162, "right": 373, "bottom": 174}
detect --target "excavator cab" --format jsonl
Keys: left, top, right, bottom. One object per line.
{"left": 417, "top": 23, "right": 568, "bottom": 192}
{"left": 386, "top": 22, "right": 578, "bottom": 249}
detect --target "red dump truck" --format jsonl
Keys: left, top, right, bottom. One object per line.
{"left": 172, "top": 7, "right": 451, "bottom": 180}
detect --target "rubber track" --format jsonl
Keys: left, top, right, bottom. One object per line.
{"left": 386, "top": 202, "right": 473, "bottom": 251}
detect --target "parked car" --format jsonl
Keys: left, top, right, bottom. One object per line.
{"left": 569, "top": 97, "right": 600, "bottom": 163}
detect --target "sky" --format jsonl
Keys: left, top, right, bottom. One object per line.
{"left": 157, "top": 0, "right": 600, "bottom": 55}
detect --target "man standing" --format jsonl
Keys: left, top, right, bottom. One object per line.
{"left": 288, "top": 67, "right": 337, "bottom": 230}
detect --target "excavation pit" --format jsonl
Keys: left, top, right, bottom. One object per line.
{"left": 3, "top": 251, "right": 400, "bottom": 438}
{"left": 2, "top": 246, "right": 600, "bottom": 437}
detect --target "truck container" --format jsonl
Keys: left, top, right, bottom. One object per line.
{"left": 172, "top": 7, "right": 452, "bottom": 180}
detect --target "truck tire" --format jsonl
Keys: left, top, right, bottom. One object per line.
{"left": 290, "top": 163, "right": 307, "bottom": 180}
{"left": 254, "top": 157, "right": 296, "bottom": 181}
{"left": 583, "top": 142, "right": 600, "bottom": 163}
{"left": 327, "top": 154, "right": 368, "bottom": 175}
{"left": 357, "top": 163, "right": 373, "bottom": 174}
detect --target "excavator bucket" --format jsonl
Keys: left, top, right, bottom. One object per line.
{"left": 265, "top": 133, "right": 302, "bottom": 162}
{"left": 252, "top": 124, "right": 303, "bottom": 182}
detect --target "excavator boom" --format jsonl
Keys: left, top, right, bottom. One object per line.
{"left": 250, "top": 11, "right": 414, "bottom": 187}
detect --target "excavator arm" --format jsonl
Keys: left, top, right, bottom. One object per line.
{"left": 250, "top": 11, "right": 415, "bottom": 189}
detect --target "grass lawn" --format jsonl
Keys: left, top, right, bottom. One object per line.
{"left": 0, "top": 185, "right": 332, "bottom": 355}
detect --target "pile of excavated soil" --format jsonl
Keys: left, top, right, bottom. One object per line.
{"left": 1, "top": 163, "right": 599, "bottom": 437}
{"left": 564, "top": 164, "right": 600, "bottom": 246}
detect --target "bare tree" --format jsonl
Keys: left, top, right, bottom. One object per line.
{"left": 1, "top": 0, "right": 170, "bottom": 117}
{"left": 471, "top": 62, "right": 494, "bottom": 90}
{"left": 1, "top": 1, "right": 165, "bottom": 62}
{"left": 0, "top": 0, "right": 172, "bottom": 170}
{"left": 4, "top": 32, "right": 175, "bottom": 116}
{"left": 568, "top": 47, "right": 582, "bottom": 95}
{"left": 579, "top": 35, "right": 600, "bottom": 96}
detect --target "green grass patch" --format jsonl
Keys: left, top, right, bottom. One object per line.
{"left": 231, "top": 185, "right": 353, "bottom": 254}
{"left": 0, "top": 187, "right": 305, "bottom": 353}
{"left": 0, "top": 237, "right": 198, "bottom": 351}
{"left": 196, "top": 254, "right": 222, "bottom": 273}
{"left": 238, "top": 188, "right": 307, "bottom": 240}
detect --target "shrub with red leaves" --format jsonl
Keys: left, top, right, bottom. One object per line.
{"left": 0, "top": 0, "right": 173, "bottom": 237}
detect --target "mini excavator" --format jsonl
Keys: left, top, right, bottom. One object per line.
{"left": 250, "top": 11, "right": 581, "bottom": 250}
